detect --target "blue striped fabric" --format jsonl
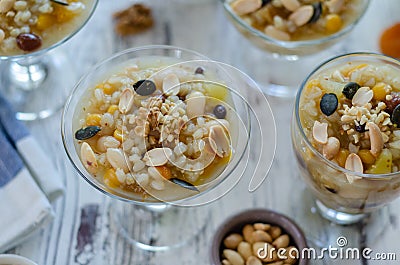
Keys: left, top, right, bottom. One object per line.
{"left": 0, "top": 93, "right": 29, "bottom": 144}
{"left": 0, "top": 124, "right": 24, "bottom": 188}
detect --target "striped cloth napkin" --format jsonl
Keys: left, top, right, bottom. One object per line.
{"left": 0, "top": 94, "right": 64, "bottom": 253}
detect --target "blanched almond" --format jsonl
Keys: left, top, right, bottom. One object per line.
{"left": 143, "top": 147, "right": 173, "bottom": 166}
{"left": 352, "top": 87, "right": 373, "bottom": 107}
{"left": 323, "top": 137, "right": 340, "bottom": 160}
{"left": 289, "top": 5, "right": 313, "bottom": 27}
{"left": 162, "top": 73, "right": 180, "bottom": 96}
{"left": 231, "top": 0, "right": 262, "bottom": 16}
{"left": 118, "top": 88, "right": 134, "bottom": 114}
{"left": 186, "top": 91, "right": 206, "bottom": 119}
{"left": 281, "top": 0, "right": 300, "bottom": 11}
{"left": 80, "top": 142, "right": 98, "bottom": 173}
{"left": 264, "top": 25, "right": 291, "bottom": 41}
{"left": 367, "top": 122, "right": 384, "bottom": 157}
{"left": 313, "top": 121, "right": 328, "bottom": 144}
{"left": 345, "top": 153, "right": 363, "bottom": 183}
{"left": 209, "top": 125, "right": 231, "bottom": 158}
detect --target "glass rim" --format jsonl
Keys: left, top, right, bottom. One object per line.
{"left": 0, "top": 0, "right": 99, "bottom": 61}
{"left": 61, "top": 45, "right": 253, "bottom": 205}
{"left": 295, "top": 52, "right": 400, "bottom": 179}
{"left": 223, "top": 0, "right": 370, "bottom": 49}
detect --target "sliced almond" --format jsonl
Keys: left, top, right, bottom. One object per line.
{"left": 80, "top": 142, "right": 98, "bottom": 173}
{"left": 231, "top": 0, "right": 262, "bottom": 16}
{"left": 186, "top": 91, "right": 206, "bottom": 119}
{"left": 281, "top": 0, "right": 300, "bottom": 12}
{"left": 312, "top": 121, "right": 328, "bottom": 144}
{"left": 288, "top": 5, "right": 314, "bottom": 27}
{"left": 106, "top": 148, "right": 129, "bottom": 172}
{"left": 118, "top": 88, "right": 134, "bottom": 114}
{"left": 209, "top": 125, "right": 231, "bottom": 158}
{"left": 264, "top": 25, "right": 291, "bottom": 41}
{"left": 352, "top": 87, "right": 373, "bottom": 107}
{"left": 162, "top": 73, "right": 180, "bottom": 96}
{"left": 143, "top": 147, "right": 173, "bottom": 166}
{"left": 367, "top": 122, "right": 384, "bottom": 157}
{"left": 345, "top": 153, "right": 363, "bottom": 183}
{"left": 323, "top": 137, "right": 340, "bottom": 160}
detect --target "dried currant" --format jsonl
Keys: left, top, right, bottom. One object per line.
{"left": 194, "top": 67, "right": 204, "bottom": 75}
{"left": 133, "top": 80, "right": 156, "bottom": 96}
{"left": 391, "top": 104, "right": 400, "bottom": 127}
{"left": 16, "top": 33, "right": 42, "bottom": 51}
{"left": 384, "top": 92, "right": 400, "bottom": 114}
{"left": 320, "top": 93, "right": 338, "bottom": 116}
{"left": 342, "top": 82, "right": 361, "bottom": 100}
{"left": 355, "top": 123, "right": 366, "bottom": 133}
{"left": 213, "top": 104, "right": 227, "bottom": 119}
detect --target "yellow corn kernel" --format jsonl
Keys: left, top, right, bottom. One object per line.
{"left": 107, "top": 104, "right": 119, "bottom": 114}
{"left": 103, "top": 168, "right": 120, "bottom": 188}
{"left": 326, "top": 14, "right": 343, "bottom": 33}
{"left": 336, "top": 149, "right": 349, "bottom": 168}
{"left": 36, "top": 14, "right": 55, "bottom": 31}
{"left": 103, "top": 84, "right": 117, "bottom": 95}
{"left": 372, "top": 82, "right": 388, "bottom": 101}
{"left": 358, "top": 149, "right": 376, "bottom": 165}
{"left": 86, "top": 114, "right": 102, "bottom": 126}
{"left": 113, "top": 129, "right": 123, "bottom": 142}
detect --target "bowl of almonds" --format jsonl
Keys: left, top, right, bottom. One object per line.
{"left": 210, "top": 209, "right": 308, "bottom": 265}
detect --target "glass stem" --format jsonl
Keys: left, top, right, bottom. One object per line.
{"left": 9, "top": 56, "right": 48, "bottom": 91}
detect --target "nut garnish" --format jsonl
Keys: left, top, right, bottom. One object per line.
{"left": 264, "top": 25, "right": 291, "bottom": 41}
{"left": 288, "top": 5, "right": 314, "bottom": 27}
{"left": 323, "top": 137, "right": 340, "bottom": 159}
{"left": 312, "top": 121, "right": 328, "bottom": 144}
{"left": 143, "top": 147, "right": 173, "bottom": 166}
{"left": 281, "top": 0, "right": 301, "bottom": 12}
{"left": 367, "top": 122, "right": 384, "bottom": 157}
{"left": 231, "top": 0, "right": 262, "bottom": 16}
{"left": 119, "top": 88, "right": 134, "bottom": 114}
{"left": 345, "top": 153, "right": 363, "bottom": 183}
{"left": 80, "top": 142, "right": 98, "bottom": 173}
{"left": 352, "top": 87, "right": 373, "bottom": 107}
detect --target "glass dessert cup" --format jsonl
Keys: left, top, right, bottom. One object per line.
{"left": 292, "top": 53, "right": 400, "bottom": 225}
{"left": 62, "top": 45, "right": 276, "bottom": 251}
{"left": 222, "top": 0, "right": 370, "bottom": 98}
{"left": 0, "top": 0, "right": 98, "bottom": 121}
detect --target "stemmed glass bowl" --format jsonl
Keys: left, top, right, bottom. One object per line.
{"left": 292, "top": 53, "right": 400, "bottom": 225}
{"left": 62, "top": 45, "right": 276, "bottom": 250}
{"left": 222, "top": 0, "right": 370, "bottom": 97}
{"left": 0, "top": 0, "right": 98, "bottom": 120}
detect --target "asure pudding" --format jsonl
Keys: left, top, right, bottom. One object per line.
{"left": 295, "top": 57, "right": 400, "bottom": 213}
{"left": 0, "top": 0, "right": 94, "bottom": 56}
{"left": 228, "top": 0, "right": 364, "bottom": 41}
{"left": 73, "top": 58, "right": 235, "bottom": 202}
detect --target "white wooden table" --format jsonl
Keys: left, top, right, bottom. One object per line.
{"left": 4, "top": 0, "right": 400, "bottom": 264}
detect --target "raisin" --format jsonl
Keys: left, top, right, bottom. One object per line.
{"left": 384, "top": 92, "right": 400, "bottom": 114}
{"left": 16, "top": 33, "right": 42, "bottom": 51}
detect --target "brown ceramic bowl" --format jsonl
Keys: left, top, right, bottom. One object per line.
{"left": 210, "top": 208, "right": 308, "bottom": 265}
